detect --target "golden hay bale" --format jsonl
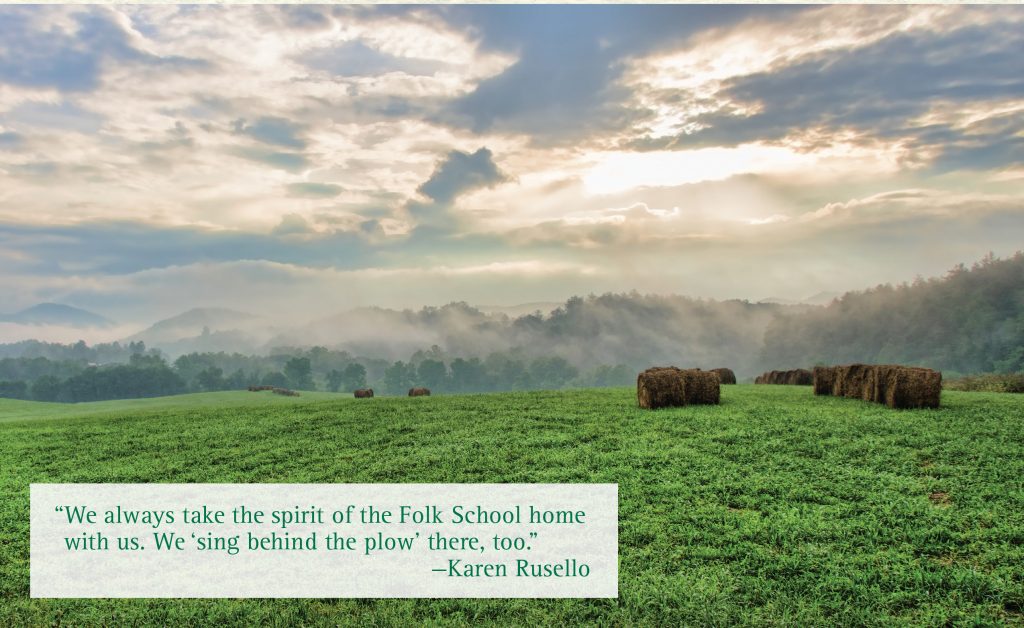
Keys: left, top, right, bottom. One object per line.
{"left": 813, "top": 366, "right": 836, "bottom": 396}
{"left": 710, "top": 368, "right": 737, "bottom": 385}
{"left": 883, "top": 367, "right": 941, "bottom": 409}
{"left": 815, "top": 363, "right": 942, "bottom": 409}
{"left": 681, "top": 369, "right": 720, "bottom": 405}
{"left": 408, "top": 387, "right": 431, "bottom": 397}
{"left": 637, "top": 367, "right": 686, "bottom": 409}
{"left": 354, "top": 388, "right": 374, "bottom": 398}
{"left": 866, "top": 365, "right": 900, "bottom": 403}
{"left": 837, "top": 364, "right": 874, "bottom": 399}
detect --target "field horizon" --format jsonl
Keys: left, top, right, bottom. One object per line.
{"left": 2, "top": 385, "right": 1022, "bottom": 625}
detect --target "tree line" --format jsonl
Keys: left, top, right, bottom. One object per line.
{"left": 0, "top": 344, "right": 632, "bottom": 403}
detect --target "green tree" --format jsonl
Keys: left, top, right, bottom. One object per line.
{"left": 284, "top": 357, "right": 314, "bottom": 390}
{"left": 261, "top": 371, "right": 288, "bottom": 388}
{"left": 341, "top": 363, "right": 367, "bottom": 392}
{"left": 449, "top": 357, "right": 483, "bottom": 392}
{"left": 417, "top": 359, "right": 447, "bottom": 391}
{"left": 383, "top": 361, "right": 414, "bottom": 395}
{"left": 326, "top": 369, "right": 344, "bottom": 392}
{"left": 31, "top": 375, "right": 63, "bottom": 401}
{"left": 196, "top": 367, "right": 225, "bottom": 392}
{"left": 529, "top": 356, "right": 578, "bottom": 389}
{"left": 225, "top": 369, "right": 249, "bottom": 390}
{"left": 0, "top": 380, "right": 29, "bottom": 399}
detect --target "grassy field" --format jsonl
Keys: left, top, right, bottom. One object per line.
{"left": 2, "top": 386, "right": 1023, "bottom": 625}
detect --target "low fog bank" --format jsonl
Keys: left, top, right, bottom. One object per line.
{"left": 265, "top": 296, "right": 798, "bottom": 377}
{"left": 0, "top": 293, "right": 803, "bottom": 379}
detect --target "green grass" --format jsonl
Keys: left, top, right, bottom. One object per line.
{"left": 2, "top": 386, "right": 1023, "bottom": 626}
{"left": 0, "top": 390, "right": 350, "bottom": 423}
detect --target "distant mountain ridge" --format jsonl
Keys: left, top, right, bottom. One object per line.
{"left": 124, "top": 307, "right": 260, "bottom": 346}
{"left": 0, "top": 303, "right": 114, "bottom": 328}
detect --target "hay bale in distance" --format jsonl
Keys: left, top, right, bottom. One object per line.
{"left": 637, "top": 367, "right": 686, "bottom": 409}
{"left": 271, "top": 387, "right": 299, "bottom": 397}
{"left": 755, "top": 369, "right": 813, "bottom": 385}
{"left": 408, "top": 387, "right": 431, "bottom": 397}
{"left": 815, "top": 363, "right": 941, "bottom": 409}
{"left": 354, "top": 388, "right": 374, "bottom": 398}
{"left": 786, "top": 369, "right": 811, "bottom": 385}
{"left": 710, "top": 368, "right": 736, "bottom": 385}
{"left": 637, "top": 366, "right": 720, "bottom": 408}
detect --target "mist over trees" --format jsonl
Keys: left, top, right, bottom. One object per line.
{"left": 0, "top": 252, "right": 1021, "bottom": 402}
{"left": 761, "top": 252, "right": 1024, "bottom": 376}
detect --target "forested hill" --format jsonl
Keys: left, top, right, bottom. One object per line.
{"left": 760, "top": 253, "right": 1024, "bottom": 375}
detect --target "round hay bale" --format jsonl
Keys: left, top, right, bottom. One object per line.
{"left": 408, "top": 387, "right": 431, "bottom": 397}
{"left": 681, "top": 369, "right": 720, "bottom": 405}
{"left": 354, "top": 388, "right": 374, "bottom": 398}
{"left": 637, "top": 367, "right": 686, "bottom": 409}
{"left": 710, "top": 368, "right": 736, "bottom": 385}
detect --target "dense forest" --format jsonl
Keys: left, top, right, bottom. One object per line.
{"left": 1, "top": 252, "right": 1021, "bottom": 402}
{"left": 761, "top": 252, "right": 1024, "bottom": 375}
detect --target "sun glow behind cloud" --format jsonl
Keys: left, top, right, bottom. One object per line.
{"left": 580, "top": 141, "right": 910, "bottom": 195}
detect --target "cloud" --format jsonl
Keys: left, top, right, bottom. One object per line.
{"left": 0, "top": 131, "right": 23, "bottom": 148}
{"left": 417, "top": 147, "right": 507, "bottom": 204}
{"left": 233, "top": 116, "right": 306, "bottom": 149}
{"left": 632, "top": 8, "right": 1024, "bottom": 177}
{"left": 0, "top": 6, "right": 206, "bottom": 93}
{"left": 272, "top": 213, "right": 313, "bottom": 235}
{"left": 437, "top": 5, "right": 793, "bottom": 143}
{"left": 7, "top": 101, "right": 104, "bottom": 133}
{"left": 232, "top": 147, "right": 309, "bottom": 172}
{"left": 302, "top": 40, "right": 450, "bottom": 78}
{"left": 286, "top": 182, "right": 343, "bottom": 198}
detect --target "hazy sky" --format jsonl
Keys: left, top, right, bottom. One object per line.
{"left": 1, "top": 4, "right": 1022, "bottom": 323}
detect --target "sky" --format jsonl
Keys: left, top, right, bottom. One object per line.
{"left": 1, "top": 4, "right": 1022, "bottom": 326}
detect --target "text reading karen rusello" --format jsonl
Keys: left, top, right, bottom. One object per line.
{"left": 31, "top": 483, "right": 618, "bottom": 598}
